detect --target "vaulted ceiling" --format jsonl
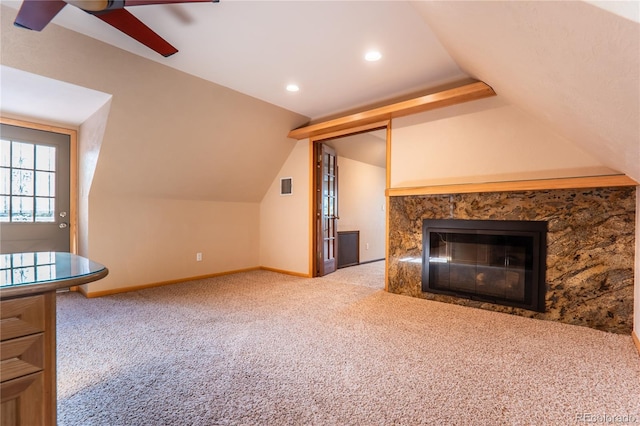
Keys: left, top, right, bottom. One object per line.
{"left": 1, "top": 1, "right": 638, "bottom": 183}
{"left": 413, "top": 1, "right": 639, "bottom": 182}
{"left": 1, "top": 0, "right": 467, "bottom": 119}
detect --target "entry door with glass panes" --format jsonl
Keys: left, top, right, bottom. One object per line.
{"left": 0, "top": 124, "right": 71, "bottom": 254}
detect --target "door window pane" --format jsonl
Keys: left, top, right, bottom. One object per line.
{"left": 0, "top": 196, "right": 8, "bottom": 222}
{"left": 0, "top": 140, "right": 9, "bottom": 167}
{"left": 0, "top": 168, "right": 9, "bottom": 194}
{"left": 35, "top": 171, "right": 55, "bottom": 196}
{"left": 35, "top": 197, "right": 55, "bottom": 222}
{"left": 12, "top": 169, "right": 34, "bottom": 195}
{"left": 12, "top": 142, "right": 34, "bottom": 169}
{"left": 329, "top": 238, "right": 334, "bottom": 259}
{"left": 35, "top": 145, "right": 56, "bottom": 171}
{"left": 11, "top": 196, "right": 33, "bottom": 221}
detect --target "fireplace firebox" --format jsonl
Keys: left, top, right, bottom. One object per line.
{"left": 422, "top": 219, "right": 547, "bottom": 312}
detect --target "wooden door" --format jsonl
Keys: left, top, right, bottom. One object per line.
{"left": 316, "top": 143, "right": 338, "bottom": 276}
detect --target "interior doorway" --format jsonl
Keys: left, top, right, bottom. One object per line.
{"left": 315, "top": 143, "right": 338, "bottom": 276}
{"left": 311, "top": 124, "right": 388, "bottom": 278}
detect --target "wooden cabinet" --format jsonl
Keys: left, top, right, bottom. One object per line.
{"left": 0, "top": 252, "right": 107, "bottom": 426}
{"left": 0, "top": 252, "right": 108, "bottom": 425}
{"left": 1, "top": 293, "right": 56, "bottom": 426}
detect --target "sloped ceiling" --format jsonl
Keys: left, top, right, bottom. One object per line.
{"left": 0, "top": 0, "right": 467, "bottom": 120}
{"left": 326, "top": 129, "right": 387, "bottom": 169}
{"left": 0, "top": 6, "right": 307, "bottom": 202}
{"left": 412, "top": 1, "right": 640, "bottom": 182}
{"left": 0, "top": 65, "right": 112, "bottom": 126}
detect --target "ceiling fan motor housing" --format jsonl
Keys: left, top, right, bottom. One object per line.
{"left": 65, "top": 1, "right": 116, "bottom": 13}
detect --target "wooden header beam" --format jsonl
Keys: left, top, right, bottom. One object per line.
{"left": 288, "top": 81, "right": 496, "bottom": 140}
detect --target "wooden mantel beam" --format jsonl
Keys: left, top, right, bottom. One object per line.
{"left": 287, "top": 80, "right": 496, "bottom": 140}
{"left": 387, "top": 175, "right": 639, "bottom": 197}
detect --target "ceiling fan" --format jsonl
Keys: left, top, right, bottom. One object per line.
{"left": 13, "top": 0, "right": 218, "bottom": 57}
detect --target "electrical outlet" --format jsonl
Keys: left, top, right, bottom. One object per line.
{"left": 196, "top": 252, "right": 203, "bottom": 262}
{"left": 366, "top": 243, "right": 369, "bottom": 250}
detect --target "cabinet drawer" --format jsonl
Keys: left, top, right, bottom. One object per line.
{"left": 1, "top": 371, "right": 44, "bottom": 425}
{"left": 1, "top": 334, "right": 44, "bottom": 382}
{"left": 1, "top": 296, "right": 45, "bottom": 341}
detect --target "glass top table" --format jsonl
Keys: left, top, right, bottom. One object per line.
{"left": 0, "top": 251, "right": 108, "bottom": 298}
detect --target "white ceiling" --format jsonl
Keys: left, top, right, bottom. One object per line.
{"left": 0, "top": 0, "right": 468, "bottom": 121}
{"left": 0, "top": 65, "right": 112, "bottom": 125}
{"left": 326, "top": 129, "right": 387, "bottom": 169}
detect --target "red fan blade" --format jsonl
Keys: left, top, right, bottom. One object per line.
{"left": 14, "top": 0, "right": 67, "bottom": 31}
{"left": 124, "top": 0, "right": 216, "bottom": 6}
{"left": 94, "top": 8, "right": 178, "bottom": 57}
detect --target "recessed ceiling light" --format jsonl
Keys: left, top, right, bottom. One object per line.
{"left": 365, "top": 50, "right": 382, "bottom": 62}
{"left": 286, "top": 84, "right": 300, "bottom": 92}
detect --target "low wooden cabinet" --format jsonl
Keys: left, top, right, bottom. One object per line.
{"left": 0, "top": 252, "right": 108, "bottom": 425}
{"left": 1, "top": 293, "right": 56, "bottom": 426}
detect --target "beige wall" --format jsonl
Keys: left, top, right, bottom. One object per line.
{"left": 390, "top": 97, "right": 617, "bottom": 188}
{"left": 336, "top": 156, "right": 386, "bottom": 263}
{"left": 77, "top": 101, "right": 111, "bottom": 258}
{"left": 258, "top": 144, "right": 387, "bottom": 274}
{"left": 86, "top": 195, "right": 260, "bottom": 293}
{"left": 1, "top": 7, "right": 306, "bottom": 293}
{"left": 259, "top": 140, "right": 311, "bottom": 275}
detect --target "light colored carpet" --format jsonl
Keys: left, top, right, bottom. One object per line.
{"left": 330, "top": 260, "right": 385, "bottom": 289}
{"left": 56, "top": 262, "right": 640, "bottom": 425}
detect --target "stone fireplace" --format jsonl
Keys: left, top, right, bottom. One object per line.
{"left": 388, "top": 186, "right": 636, "bottom": 334}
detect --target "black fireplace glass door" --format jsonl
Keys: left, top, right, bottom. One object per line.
{"left": 427, "top": 231, "right": 533, "bottom": 304}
